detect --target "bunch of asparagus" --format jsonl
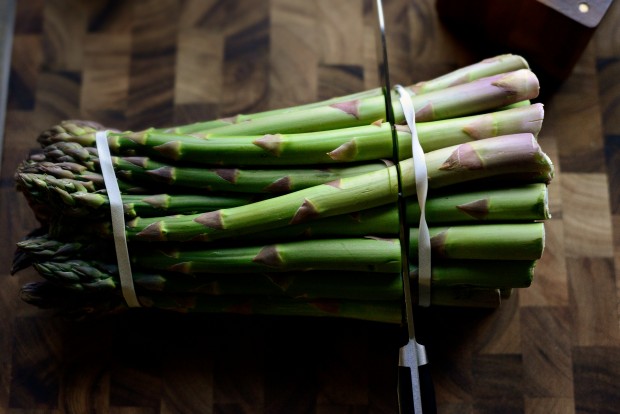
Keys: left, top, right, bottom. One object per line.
{"left": 13, "top": 55, "right": 553, "bottom": 323}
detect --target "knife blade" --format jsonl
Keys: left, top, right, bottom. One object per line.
{"left": 0, "top": 0, "right": 16, "bottom": 173}
{"left": 371, "top": 1, "right": 436, "bottom": 413}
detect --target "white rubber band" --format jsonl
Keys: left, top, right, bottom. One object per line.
{"left": 395, "top": 86, "right": 432, "bottom": 307}
{"left": 95, "top": 130, "right": 141, "bottom": 308}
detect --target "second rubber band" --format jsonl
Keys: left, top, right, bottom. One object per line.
{"left": 395, "top": 85, "right": 432, "bottom": 307}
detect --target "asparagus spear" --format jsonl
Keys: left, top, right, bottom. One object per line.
{"left": 181, "top": 70, "right": 539, "bottom": 136}
{"left": 14, "top": 181, "right": 548, "bottom": 269}
{"left": 12, "top": 237, "right": 112, "bottom": 274}
{"left": 32, "top": 258, "right": 535, "bottom": 297}
{"left": 18, "top": 178, "right": 548, "bottom": 223}
{"left": 35, "top": 55, "right": 529, "bottom": 143}
{"left": 33, "top": 260, "right": 404, "bottom": 298}
{"left": 37, "top": 104, "right": 543, "bottom": 165}
{"left": 35, "top": 147, "right": 395, "bottom": 194}
{"left": 110, "top": 159, "right": 391, "bottom": 194}
{"left": 17, "top": 159, "right": 147, "bottom": 193}
{"left": 175, "top": 59, "right": 535, "bottom": 134}
{"left": 173, "top": 54, "right": 530, "bottom": 133}
{"left": 135, "top": 295, "right": 405, "bottom": 322}
{"left": 15, "top": 173, "right": 95, "bottom": 209}
{"left": 121, "top": 224, "right": 542, "bottom": 275}
{"left": 113, "top": 134, "right": 553, "bottom": 242}
{"left": 18, "top": 279, "right": 404, "bottom": 323}
{"left": 20, "top": 280, "right": 504, "bottom": 315}
{"left": 15, "top": 173, "right": 259, "bottom": 218}
{"left": 408, "top": 54, "right": 529, "bottom": 94}
{"left": 253, "top": 184, "right": 549, "bottom": 240}
{"left": 19, "top": 222, "right": 544, "bottom": 278}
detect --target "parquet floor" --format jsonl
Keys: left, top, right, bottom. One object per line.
{"left": 1, "top": 1, "right": 619, "bottom": 413}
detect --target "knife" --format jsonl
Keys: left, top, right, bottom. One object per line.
{"left": 0, "top": 0, "right": 16, "bottom": 173}
{"left": 371, "top": 1, "right": 436, "bottom": 412}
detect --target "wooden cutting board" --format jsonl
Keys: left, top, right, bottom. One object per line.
{"left": 1, "top": 0, "right": 619, "bottom": 413}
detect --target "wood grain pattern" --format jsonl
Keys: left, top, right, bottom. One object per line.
{"left": 562, "top": 173, "right": 614, "bottom": 257}
{"left": 2, "top": 0, "right": 620, "bottom": 413}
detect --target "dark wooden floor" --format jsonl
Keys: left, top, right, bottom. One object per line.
{"left": 1, "top": 0, "right": 620, "bottom": 413}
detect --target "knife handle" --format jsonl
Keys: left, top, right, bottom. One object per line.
{"left": 398, "top": 364, "right": 437, "bottom": 414}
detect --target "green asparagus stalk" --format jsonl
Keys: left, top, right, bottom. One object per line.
{"left": 37, "top": 104, "right": 543, "bottom": 166}
{"left": 17, "top": 160, "right": 148, "bottom": 193}
{"left": 15, "top": 180, "right": 548, "bottom": 265}
{"left": 20, "top": 178, "right": 547, "bottom": 223}
{"left": 18, "top": 222, "right": 544, "bottom": 277}
{"left": 144, "top": 296, "right": 401, "bottom": 322}
{"left": 174, "top": 54, "right": 530, "bottom": 133}
{"left": 414, "top": 103, "right": 543, "bottom": 153}
{"left": 15, "top": 173, "right": 258, "bottom": 218}
{"left": 75, "top": 192, "right": 257, "bottom": 218}
{"left": 12, "top": 237, "right": 112, "bottom": 274}
{"left": 408, "top": 55, "right": 529, "bottom": 94}
{"left": 15, "top": 173, "right": 95, "bottom": 204}
{"left": 20, "top": 279, "right": 508, "bottom": 320}
{"left": 18, "top": 279, "right": 403, "bottom": 322}
{"left": 121, "top": 224, "right": 542, "bottom": 275}
{"left": 18, "top": 158, "right": 86, "bottom": 178}
{"left": 35, "top": 55, "right": 529, "bottom": 143}
{"left": 37, "top": 119, "right": 106, "bottom": 149}
{"left": 15, "top": 173, "right": 136, "bottom": 216}
{"left": 33, "top": 260, "right": 404, "bottom": 299}
{"left": 37, "top": 146, "right": 396, "bottom": 194}
{"left": 32, "top": 257, "right": 535, "bottom": 298}
{"left": 14, "top": 173, "right": 98, "bottom": 219}
{"left": 178, "top": 70, "right": 539, "bottom": 136}
{"left": 42, "top": 141, "right": 96, "bottom": 165}
{"left": 410, "top": 223, "right": 544, "bottom": 260}
{"left": 112, "top": 134, "right": 552, "bottom": 242}
{"left": 106, "top": 158, "right": 391, "bottom": 194}
{"left": 17, "top": 159, "right": 96, "bottom": 185}
{"left": 255, "top": 184, "right": 549, "bottom": 240}
{"left": 172, "top": 65, "right": 537, "bottom": 135}
{"left": 145, "top": 104, "right": 547, "bottom": 163}
{"left": 22, "top": 279, "right": 406, "bottom": 323}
